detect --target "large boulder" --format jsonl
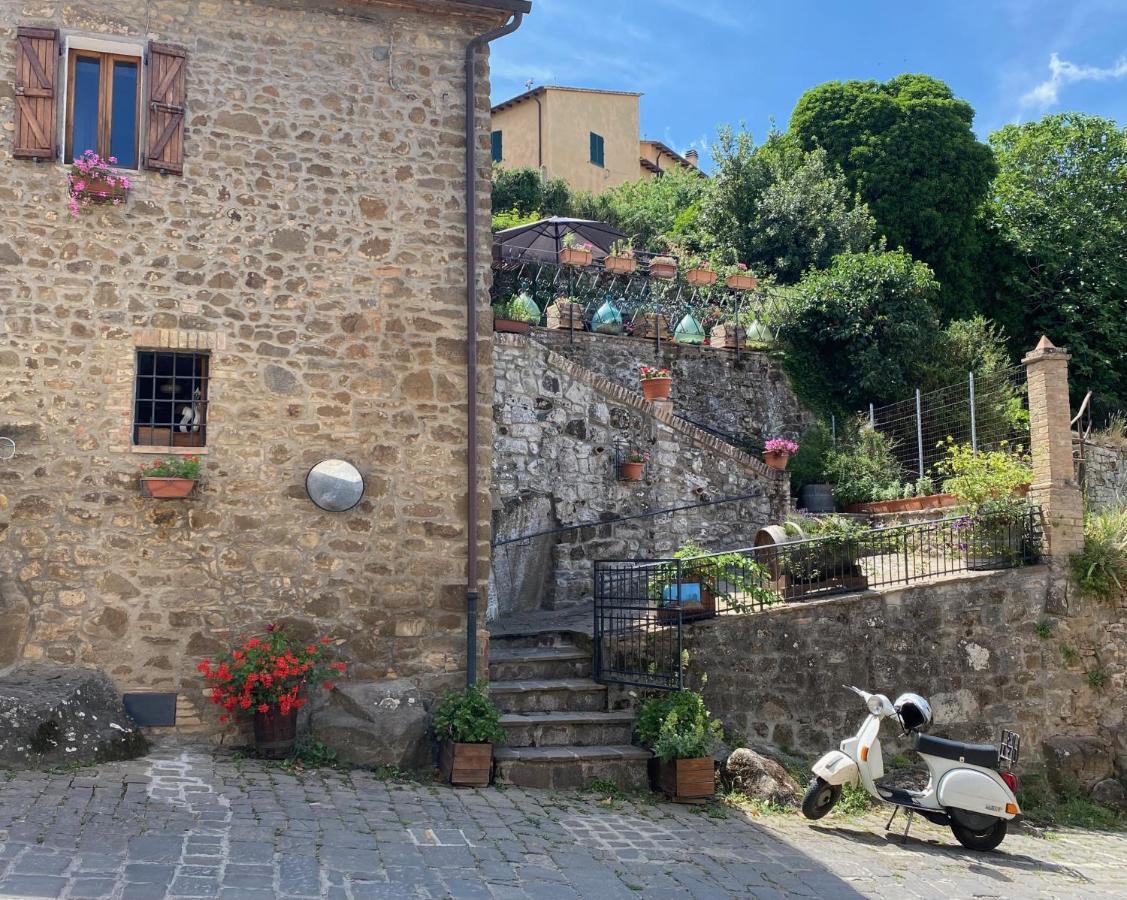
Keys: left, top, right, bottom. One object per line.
{"left": 1042, "top": 735, "right": 1114, "bottom": 793}
{"left": 722, "top": 748, "right": 801, "bottom": 807}
{"left": 311, "top": 678, "right": 435, "bottom": 771}
{"left": 0, "top": 664, "right": 147, "bottom": 768}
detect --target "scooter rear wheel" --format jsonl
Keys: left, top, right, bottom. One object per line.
{"left": 950, "top": 816, "right": 1007, "bottom": 851}
{"left": 801, "top": 777, "right": 842, "bottom": 820}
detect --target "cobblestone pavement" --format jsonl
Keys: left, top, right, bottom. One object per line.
{"left": 0, "top": 748, "right": 1124, "bottom": 899}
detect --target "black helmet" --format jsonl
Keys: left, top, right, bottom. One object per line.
{"left": 894, "top": 693, "right": 933, "bottom": 732}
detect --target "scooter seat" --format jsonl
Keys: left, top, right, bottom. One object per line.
{"left": 914, "top": 733, "right": 998, "bottom": 769}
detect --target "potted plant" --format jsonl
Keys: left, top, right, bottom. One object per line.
{"left": 559, "top": 233, "right": 594, "bottom": 267}
{"left": 198, "top": 624, "right": 346, "bottom": 759}
{"left": 648, "top": 254, "right": 678, "bottom": 280}
{"left": 139, "top": 455, "right": 202, "bottom": 498}
{"left": 726, "top": 263, "right": 758, "bottom": 291}
{"left": 604, "top": 240, "right": 637, "bottom": 275}
{"left": 620, "top": 449, "right": 649, "bottom": 482}
{"left": 68, "top": 150, "right": 132, "bottom": 217}
{"left": 653, "top": 542, "right": 777, "bottom": 622}
{"left": 545, "top": 296, "right": 585, "bottom": 330}
{"left": 493, "top": 292, "right": 540, "bottom": 334}
{"left": 640, "top": 365, "right": 672, "bottom": 401}
{"left": 763, "top": 438, "right": 800, "bottom": 471}
{"left": 823, "top": 423, "right": 909, "bottom": 512}
{"left": 433, "top": 681, "right": 505, "bottom": 787}
{"left": 637, "top": 691, "right": 723, "bottom": 802}
{"left": 683, "top": 253, "right": 717, "bottom": 288}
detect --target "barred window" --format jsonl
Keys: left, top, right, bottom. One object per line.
{"left": 132, "top": 351, "right": 208, "bottom": 448}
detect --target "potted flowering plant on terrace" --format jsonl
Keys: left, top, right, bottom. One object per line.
{"left": 433, "top": 681, "right": 505, "bottom": 786}
{"left": 604, "top": 240, "right": 637, "bottom": 275}
{"left": 139, "top": 455, "right": 202, "bottom": 498}
{"left": 648, "top": 254, "right": 678, "bottom": 280}
{"left": 68, "top": 150, "right": 132, "bottom": 217}
{"left": 198, "top": 625, "right": 346, "bottom": 758}
{"left": 559, "top": 233, "right": 594, "bottom": 267}
{"left": 763, "top": 438, "right": 800, "bottom": 471}
{"left": 726, "top": 262, "right": 758, "bottom": 291}
{"left": 638, "top": 690, "right": 723, "bottom": 802}
{"left": 683, "top": 252, "right": 717, "bottom": 288}
{"left": 493, "top": 292, "right": 541, "bottom": 334}
{"left": 640, "top": 365, "right": 672, "bottom": 401}
{"left": 620, "top": 449, "right": 650, "bottom": 482}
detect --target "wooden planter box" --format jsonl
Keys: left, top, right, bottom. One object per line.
{"left": 685, "top": 268, "right": 717, "bottom": 287}
{"left": 726, "top": 273, "right": 758, "bottom": 291}
{"left": 140, "top": 477, "right": 196, "bottom": 499}
{"left": 604, "top": 255, "right": 637, "bottom": 275}
{"left": 652, "top": 757, "right": 715, "bottom": 802}
{"left": 494, "top": 318, "right": 530, "bottom": 335}
{"left": 545, "top": 300, "right": 584, "bottom": 330}
{"left": 559, "top": 247, "right": 593, "bottom": 267}
{"left": 709, "top": 324, "right": 745, "bottom": 349}
{"left": 631, "top": 313, "right": 672, "bottom": 340}
{"left": 649, "top": 259, "right": 677, "bottom": 280}
{"left": 656, "top": 587, "right": 716, "bottom": 625}
{"left": 440, "top": 741, "right": 493, "bottom": 787}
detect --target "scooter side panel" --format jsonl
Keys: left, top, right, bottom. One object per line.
{"left": 936, "top": 768, "right": 1016, "bottom": 819}
{"left": 813, "top": 751, "right": 858, "bottom": 786}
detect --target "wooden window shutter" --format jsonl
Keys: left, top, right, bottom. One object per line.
{"left": 13, "top": 26, "right": 59, "bottom": 160}
{"left": 145, "top": 42, "right": 187, "bottom": 174}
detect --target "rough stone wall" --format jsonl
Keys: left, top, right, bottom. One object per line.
{"left": 0, "top": 0, "right": 501, "bottom": 727}
{"left": 532, "top": 328, "right": 815, "bottom": 446}
{"left": 1082, "top": 441, "right": 1127, "bottom": 510}
{"left": 491, "top": 334, "right": 790, "bottom": 617}
{"left": 681, "top": 567, "right": 1127, "bottom": 773}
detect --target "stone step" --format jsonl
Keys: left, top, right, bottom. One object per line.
{"left": 489, "top": 647, "right": 591, "bottom": 681}
{"left": 489, "top": 630, "right": 590, "bottom": 651}
{"left": 493, "top": 745, "right": 651, "bottom": 791}
{"left": 500, "top": 711, "right": 635, "bottom": 748}
{"left": 488, "top": 678, "right": 607, "bottom": 713}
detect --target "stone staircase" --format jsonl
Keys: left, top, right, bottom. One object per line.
{"left": 489, "top": 632, "right": 650, "bottom": 790}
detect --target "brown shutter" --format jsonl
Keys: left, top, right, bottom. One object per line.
{"left": 13, "top": 26, "right": 59, "bottom": 160}
{"left": 145, "top": 42, "right": 186, "bottom": 174}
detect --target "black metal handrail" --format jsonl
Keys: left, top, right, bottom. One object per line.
{"left": 593, "top": 508, "right": 1044, "bottom": 689}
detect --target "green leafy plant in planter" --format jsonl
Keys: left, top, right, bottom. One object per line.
{"left": 1069, "top": 506, "right": 1127, "bottom": 603}
{"left": 637, "top": 691, "right": 723, "bottom": 801}
{"left": 781, "top": 514, "right": 873, "bottom": 587}
{"left": 649, "top": 542, "right": 777, "bottom": 618}
{"left": 822, "top": 421, "right": 903, "bottom": 508}
{"left": 432, "top": 681, "right": 505, "bottom": 787}
{"left": 493, "top": 292, "right": 541, "bottom": 332}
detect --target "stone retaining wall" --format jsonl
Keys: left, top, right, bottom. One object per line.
{"left": 681, "top": 567, "right": 1127, "bottom": 772}
{"left": 1083, "top": 441, "right": 1127, "bottom": 510}
{"left": 491, "top": 334, "right": 790, "bottom": 617}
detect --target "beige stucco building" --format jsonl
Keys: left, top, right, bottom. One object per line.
{"left": 491, "top": 85, "right": 698, "bottom": 193}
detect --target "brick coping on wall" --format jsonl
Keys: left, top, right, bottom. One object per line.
{"left": 531, "top": 324, "right": 775, "bottom": 362}
{"left": 494, "top": 332, "right": 782, "bottom": 481}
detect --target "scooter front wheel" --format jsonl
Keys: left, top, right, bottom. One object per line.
{"left": 801, "top": 777, "right": 842, "bottom": 820}
{"left": 950, "top": 816, "right": 1007, "bottom": 851}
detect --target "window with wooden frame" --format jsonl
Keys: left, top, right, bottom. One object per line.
{"left": 65, "top": 48, "right": 141, "bottom": 168}
{"left": 132, "top": 351, "right": 209, "bottom": 448}
{"left": 590, "top": 131, "right": 605, "bottom": 168}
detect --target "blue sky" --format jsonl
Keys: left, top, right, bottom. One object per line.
{"left": 489, "top": 0, "right": 1127, "bottom": 169}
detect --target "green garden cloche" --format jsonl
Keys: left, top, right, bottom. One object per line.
{"left": 592, "top": 297, "right": 623, "bottom": 335}
{"left": 511, "top": 291, "right": 541, "bottom": 325}
{"left": 674, "top": 312, "right": 705, "bottom": 344}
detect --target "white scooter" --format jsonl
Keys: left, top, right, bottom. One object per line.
{"left": 801, "top": 686, "right": 1021, "bottom": 851}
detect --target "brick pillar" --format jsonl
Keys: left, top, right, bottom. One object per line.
{"left": 1023, "top": 336, "right": 1084, "bottom": 558}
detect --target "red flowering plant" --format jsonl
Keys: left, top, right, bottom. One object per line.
{"left": 639, "top": 365, "right": 672, "bottom": 381}
{"left": 197, "top": 624, "right": 346, "bottom": 724}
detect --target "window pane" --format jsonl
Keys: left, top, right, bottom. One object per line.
{"left": 110, "top": 60, "right": 139, "bottom": 168}
{"left": 71, "top": 56, "right": 101, "bottom": 162}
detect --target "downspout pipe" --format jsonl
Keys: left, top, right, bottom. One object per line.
{"left": 464, "top": 8, "right": 525, "bottom": 688}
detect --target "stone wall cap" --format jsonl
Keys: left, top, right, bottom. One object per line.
{"left": 1022, "top": 335, "right": 1071, "bottom": 365}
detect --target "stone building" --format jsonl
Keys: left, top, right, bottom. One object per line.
{"left": 0, "top": 0, "right": 530, "bottom": 739}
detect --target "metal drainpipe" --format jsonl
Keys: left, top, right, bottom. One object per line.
{"left": 533, "top": 93, "right": 543, "bottom": 169}
{"left": 464, "top": 9, "right": 525, "bottom": 688}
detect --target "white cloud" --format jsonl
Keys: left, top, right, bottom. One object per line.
{"left": 1020, "top": 52, "right": 1127, "bottom": 108}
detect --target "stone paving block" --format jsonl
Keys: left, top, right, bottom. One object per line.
{"left": 168, "top": 875, "right": 222, "bottom": 897}
{"left": 68, "top": 876, "right": 120, "bottom": 898}
{"left": 128, "top": 836, "right": 185, "bottom": 862}
{"left": 123, "top": 863, "right": 177, "bottom": 884}
{"left": 0, "top": 874, "right": 67, "bottom": 898}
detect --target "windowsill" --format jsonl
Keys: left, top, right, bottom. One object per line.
{"left": 131, "top": 445, "right": 209, "bottom": 456}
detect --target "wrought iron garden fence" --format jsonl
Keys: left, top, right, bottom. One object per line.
{"left": 593, "top": 508, "right": 1044, "bottom": 689}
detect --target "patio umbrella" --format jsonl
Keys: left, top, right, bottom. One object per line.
{"left": 493, "top": 216, "right": 624, "bottom": 264}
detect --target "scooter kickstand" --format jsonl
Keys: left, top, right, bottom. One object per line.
{"left": 901, "top": 809, "right": 915, "bottom": 844}
{"left": 885, "top": 807, "right": 899, "bottom": 831}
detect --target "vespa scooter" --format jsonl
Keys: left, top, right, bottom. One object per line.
{"left": 801, "top": 686, "right": 1021, "bottom": 851}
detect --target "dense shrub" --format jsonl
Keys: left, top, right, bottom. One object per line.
{"left": 1071, "top": 507, "right": 1127, "bottom": 603}
{"left": 821, "top": 423, "right": 903, "bottom": 507}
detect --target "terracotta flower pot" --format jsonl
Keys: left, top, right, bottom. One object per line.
{"left": 74, "top": 173, "right": 127, "bottom": 205}
{"left": 726, "top": 273, "right": 758, "bottom": 291}
{"left": 620, "top": 461, "right": 644, "bottom": 482}
{"left": 649, "top": 260, "right": 677, "bottom": 279}
{"left": 559, "top": 247, "right": 593, "bottom": 267}
{"left": 494, "top": 318, "right": 530, "bottom": 335}
{"left": 685, "top": 268, "right": 717, "bottom": 287}
{"left": 141, "top": 477, "right": 196, "bottom": 498}
{"left": 253, "top": 705, "right": 298, "bottom": 759}
{"left": 604, "top": 255, "right": 637, "bottom": 275}
{"left": 440, "top": 741, "right": 493, "bottom": 787}
{"left": 641, "top": 377, "right": 672, "bottom": 401}
{"left": 762, "top": 450, "right": 791, "bottom": 471}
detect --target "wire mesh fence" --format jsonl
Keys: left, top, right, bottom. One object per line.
{"left": 867, "top": 366, "right": 1030, "bottom": 479}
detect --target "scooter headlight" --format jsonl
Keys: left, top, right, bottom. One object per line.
{"left": 866, "top": 695, "right": 884, "bottom": 716}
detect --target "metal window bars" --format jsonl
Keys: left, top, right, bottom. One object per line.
{"left": 131, "top": 350, "right": 209, "bottom": 448}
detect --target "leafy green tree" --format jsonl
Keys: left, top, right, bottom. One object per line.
{"left": 491, "top": 166, "right": 544, "bottom": 218}
{"left": 778, "top": 249, "right": 940, "bottom": 412}
{"left": 790, "top": 74, "right": 996, "bottom": 319}
{"left": 594, "top": 166, "right": 709, "bottom": 252}
{"left": 701, "top": 129, "right": 875, "bottom": 282}
{"left": 988, "top": 113, "right": 1127, "bottom": 409}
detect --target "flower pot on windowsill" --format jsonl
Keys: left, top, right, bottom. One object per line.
{"left": 620, "top": 461, "right": 645, "bottom": 482}
{"left": 604, "top": 254, "right": 637, "bottom": 275}
{"left": 140, "top": 477, "right": 197, "bottom": 499}
{"left": 493, "top": 318, "right": 531, "bottom": 335}
{"left": 762, "top": 450, "right": 791, "bottom": 471}
{"left": 651, "top": 756, "right": 715, "bottom": 802}
{"left": 726, "top": 273, "right": 758, "bottom": 291}
{"left": 641, "top": 377, "right": 672, "bottom": 401}
{"left": 440, "top": 741, "right": 493, "bottom": 787}
{"left": 559, "top": 247, "right": 593, "bottom": 267}
{"left": 253, "top": 704, "right": 298, "bottom": 759}
{"left": 685, "top": 267, "right": 717, "bottom": 287}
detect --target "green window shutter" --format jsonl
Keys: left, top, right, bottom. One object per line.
{"left": 491, "top": 130, "right": 502, "bottom": 163}
{"left": 590, "top": 132, "right": 604, "bottom": 167}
